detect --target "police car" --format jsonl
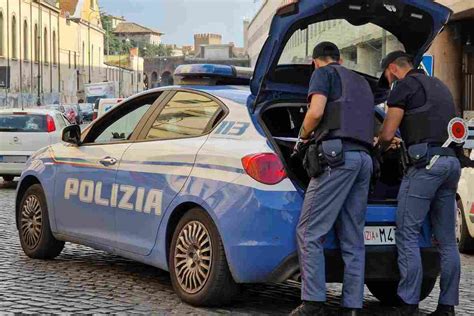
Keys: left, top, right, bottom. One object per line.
{"left": 16, "top": 0, "right": 452, "bottom": 307}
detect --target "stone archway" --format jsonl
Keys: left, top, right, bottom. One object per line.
{"left": 161, "top": 71, "right": 174, "bottom": 86}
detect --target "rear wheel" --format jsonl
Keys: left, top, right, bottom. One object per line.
{"left": 2, "top": 176, "right": 14, "bottom": 182}
{"left": 18, "top": 184, "right": 65, "bottom": 259}
{"left": 169, "top": 208, "right": 239, "bottom": 306}
{"left": 367, "top": 278, "right": 436, "bottom": 306}
{"left": 456, "top": 198, "right": 474, "bottom": 253}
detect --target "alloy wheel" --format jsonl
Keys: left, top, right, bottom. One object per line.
{"left": 20, "top": 195, "right": 43, "bottom": 249}
{"left": 174, "top": 221, "right": 212, "bottom": 294}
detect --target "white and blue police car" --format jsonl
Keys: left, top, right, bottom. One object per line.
{"left": 16, "top": 0, "right": 453, "bottom": 307}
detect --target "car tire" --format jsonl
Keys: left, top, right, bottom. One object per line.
{"left": 2, "top": 176, "right": 14, "bottom": 182}
{"left": 367, "top": 278, "right": 436, "bottom": 306}
{"left": 169, "top": 207, "right": 239, "bottom": 306}
{"left": 18, "top": 184, "right": 65, "bottom": 259}
{"left": 457, "top": 198, "right": 474, "bottom": 253}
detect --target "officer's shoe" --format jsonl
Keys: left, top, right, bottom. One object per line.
{"left": 290, "top": 301, "right": 326, "bottom": 316}
{"left": 339, "top": 308, "right": 360, "bottom": 316}
{"left": 429, "top": 305, "right": 455, "bottom": 316}
{"left": 389, "top": 303, "right": 422, "bottom": 316}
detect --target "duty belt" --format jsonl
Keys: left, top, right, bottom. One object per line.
{"left": 429, "top": 147, "right": 457, "bottom": 157}
{"left": 342, "top": 140, "right": 370, "bottom": 154}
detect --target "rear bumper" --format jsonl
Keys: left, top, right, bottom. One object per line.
{"left": 0, "top": 162, "right": 26, "bottom": 176}
{"left": 268, "top": 247, "right": 440, "bottom": 283}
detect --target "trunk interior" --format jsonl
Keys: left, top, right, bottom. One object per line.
{"left": 261, "top": 103, "right": 404, "bottom": 204}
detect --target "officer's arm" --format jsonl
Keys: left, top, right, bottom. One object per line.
{"left": 300, "top": 94, "right": 327, "bottom": 140}
{"left": 378, "top": 107, "right": 404, "bottom": 149}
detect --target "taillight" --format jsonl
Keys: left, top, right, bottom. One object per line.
{"left": 46, "top": 115, "right": 56, "bottom": 132}
{"left": 92, "top": 112, "right": 97, "bottom": 120}
{"left": 241, "top": 153, "right": 287, "bottom": 185}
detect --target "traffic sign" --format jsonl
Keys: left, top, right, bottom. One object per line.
{"left": 465, "top": 120, "right": 474, "bottom": 149}
{"left": 419, "top": 55, "right": 434, "bottom": 76}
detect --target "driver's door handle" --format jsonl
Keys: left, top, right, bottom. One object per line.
{"left": 99, "top": 156, "right": 118, "bottom": 166}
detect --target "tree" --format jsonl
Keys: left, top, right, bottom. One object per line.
{"left": 140, "top": 43, "right": 173, "bottom": 58}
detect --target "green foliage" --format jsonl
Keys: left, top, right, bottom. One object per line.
{"left": 100, "top": 13, "right": 172, "bottom": 58}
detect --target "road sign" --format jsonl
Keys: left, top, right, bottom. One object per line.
{"left": 465, "top": 120, "right": 474, "bottom": 149}
{"left": 419, "top": 55, "right": 434, "bottom": 76}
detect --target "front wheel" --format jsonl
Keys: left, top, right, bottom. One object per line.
{"left": 18, "top": 184, "right": 65, "bottom": 259}
{"left": 367, "top": 278, "right": 436, "bottom": 306}
{"left": 169, "top": 208, "right": 239, "bottom": 306}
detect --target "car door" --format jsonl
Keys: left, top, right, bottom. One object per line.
{"left": 114, "top": 90, "right": 226, "bottom": 256}
{"left": 53, "top": 92, "right": 164, "bottom": 246}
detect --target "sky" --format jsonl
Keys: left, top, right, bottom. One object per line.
{"left": 99, "top": 0, "right": 260, "bottom": 47}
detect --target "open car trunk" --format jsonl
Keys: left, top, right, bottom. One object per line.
{"left": 261, "top": 103, "right": 403, "bottom": 204}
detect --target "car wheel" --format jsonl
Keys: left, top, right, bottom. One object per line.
{"left": 169, "top": 207, "right": 239, "bottom": 306}
{"left": 367, "top": 278, "right": 436, "bottom": 306}
{"left": 18, "top": 184, "right": 65, "bottom": 259}
{"left": 2, "top": 176, "right": 14, "bottom": 182}
{"left": 457, "top": 198, "right": 474, "bottom": 253}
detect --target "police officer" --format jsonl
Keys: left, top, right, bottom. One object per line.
{"left": 377, "top": 51, "right": 461, "bottom": 316}
{"left": 290, "top": 42, "right": 374, "bottom": 316}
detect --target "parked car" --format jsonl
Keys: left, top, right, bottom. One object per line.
{"left": 78, "top": 103, "right": 94, "bottom": 122}
{"left": 457, "top": 149, "right": 474, "bottom": 253}
{"left": 0, "top": 109, "right": 69, "bottom": 182}
{"left": 14, "top": 0, "right": 452, "bottom": 307}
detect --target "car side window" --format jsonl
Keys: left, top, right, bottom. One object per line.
{"left": 83, "top": 94, "right": 160, "bottom": 144}
{"left": 144, "top": 92, "right": 222, "bottom": 140}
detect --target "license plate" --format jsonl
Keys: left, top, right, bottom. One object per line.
{"left": 1, "top": 155, "right": 28, "bottom": 163}
{"left": 364, "top": 226, "right": 396, "bottom": 245}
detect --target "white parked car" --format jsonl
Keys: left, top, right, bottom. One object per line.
{"left": 0, "top": 109, "right": 70, "bottom": 182}
{"left": 457, "top": 150, "right": 474, "bottom": 253}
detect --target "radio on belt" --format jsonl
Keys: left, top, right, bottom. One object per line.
{"left": 426, "top": 118, "right": 469, "bottom": 170}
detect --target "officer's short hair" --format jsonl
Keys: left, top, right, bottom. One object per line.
{"left": 313, "top": 42, "right": 340, "bottom": 62}
{"left": 392, "top": 56, "right": 414, "bottom": 69}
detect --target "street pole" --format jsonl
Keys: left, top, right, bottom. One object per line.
{"left": 88, "top": 21, "right": 91, "bottom": 83}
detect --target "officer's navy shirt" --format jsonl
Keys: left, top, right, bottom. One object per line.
{"left": 307, "top": 62, "right": 342, "bottom": 102}
{"left": 386, "top": 69, "right": 427, "bottom": 111}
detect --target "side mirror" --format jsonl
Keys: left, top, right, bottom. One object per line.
{"left": 62, "top": 124, "right": 81, "bottom": 145}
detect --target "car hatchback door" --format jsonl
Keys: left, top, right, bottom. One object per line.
{"left": 114, "top": 90, "right": 226, "bottom": 256}
{"left": 52, "top": 93, "right": 163, "bottom": 247}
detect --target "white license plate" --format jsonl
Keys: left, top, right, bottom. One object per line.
{"left": 364, "top": 226, "right": 396, "bottom": 245}
{"left": 1, "top": 155, "right": 28, "bottom": 163}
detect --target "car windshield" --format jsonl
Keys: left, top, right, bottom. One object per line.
{"left": 278, "top": 19, "right": 405, "bottom": 78}
{"left": 0, "top": 114, "right": 47, "bottom": 132}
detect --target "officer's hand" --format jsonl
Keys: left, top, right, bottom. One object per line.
{"left": 387, "top": 137, "right": 402, "bottom": 151}
{"left": 291, "top": 139, "right": 310, "bottom": 160}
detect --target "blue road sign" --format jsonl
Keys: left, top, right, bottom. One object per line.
{"left": 419, "top": 55, "right": 434, "bottom": 76}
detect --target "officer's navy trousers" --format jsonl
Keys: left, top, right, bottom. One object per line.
{"left": 297, "top": 151, "right": 372, "bottom": 309}
{"left": 396, "top": 156, "right": 461, "bottom": 306}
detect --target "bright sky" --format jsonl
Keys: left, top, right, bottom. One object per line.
{"left": 99, "top": 0, "right": 260, "bottom": 47}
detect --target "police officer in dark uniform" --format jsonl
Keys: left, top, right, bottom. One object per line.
{"left": 377, "top": 51, "right": 461, "bottom": 316}
{"left": 290, "top": 42, "right": 374, "bottom": 316}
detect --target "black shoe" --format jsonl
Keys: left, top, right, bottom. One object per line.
{"left": 389, "top": 303, "right": 422, "bottom": 316}
{"left": 339, "top": 308, "right": 360, "bottom": 316}
{"left": 429, "top": 305, "right": 455, "bottom": 316}
{"left": 290, "top": 301, "right": 327, "bottom": 316}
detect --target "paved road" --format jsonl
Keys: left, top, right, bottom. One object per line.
{"left": 1, "top": 180, "right": 473, "bottom": 315}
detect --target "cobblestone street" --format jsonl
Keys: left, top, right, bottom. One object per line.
{"left": 1, "top": 181, "right": 473, "bottom": 315}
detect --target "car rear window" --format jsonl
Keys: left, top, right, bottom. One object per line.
{"left": 0, "top": 114, "right": 47, "bottom": 132}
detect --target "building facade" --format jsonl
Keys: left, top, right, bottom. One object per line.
{"left": 113, "top": 22, "right": 163, "bottom": 46}
{"left": 246, "top": 0, "right": 474, "bottom": 116}
{"left": 0, "top": 0, "right": 145, "bottom": 108}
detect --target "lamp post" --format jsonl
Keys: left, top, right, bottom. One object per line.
{"left": 87, "top": 10, "right": 97, "bottom": 84}
{"left": 119, "top": 38, "right": 130, "bottom": 97}
{"left": 137, "top": 45, "right": 146, "bottom": 93}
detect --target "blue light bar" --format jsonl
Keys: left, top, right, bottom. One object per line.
{"left": 174, "top": 64, "right": 236, "bottom": 78}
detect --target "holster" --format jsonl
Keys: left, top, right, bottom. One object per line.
{"left": 303, "top": 143, "right": 324, "bottom": 178}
